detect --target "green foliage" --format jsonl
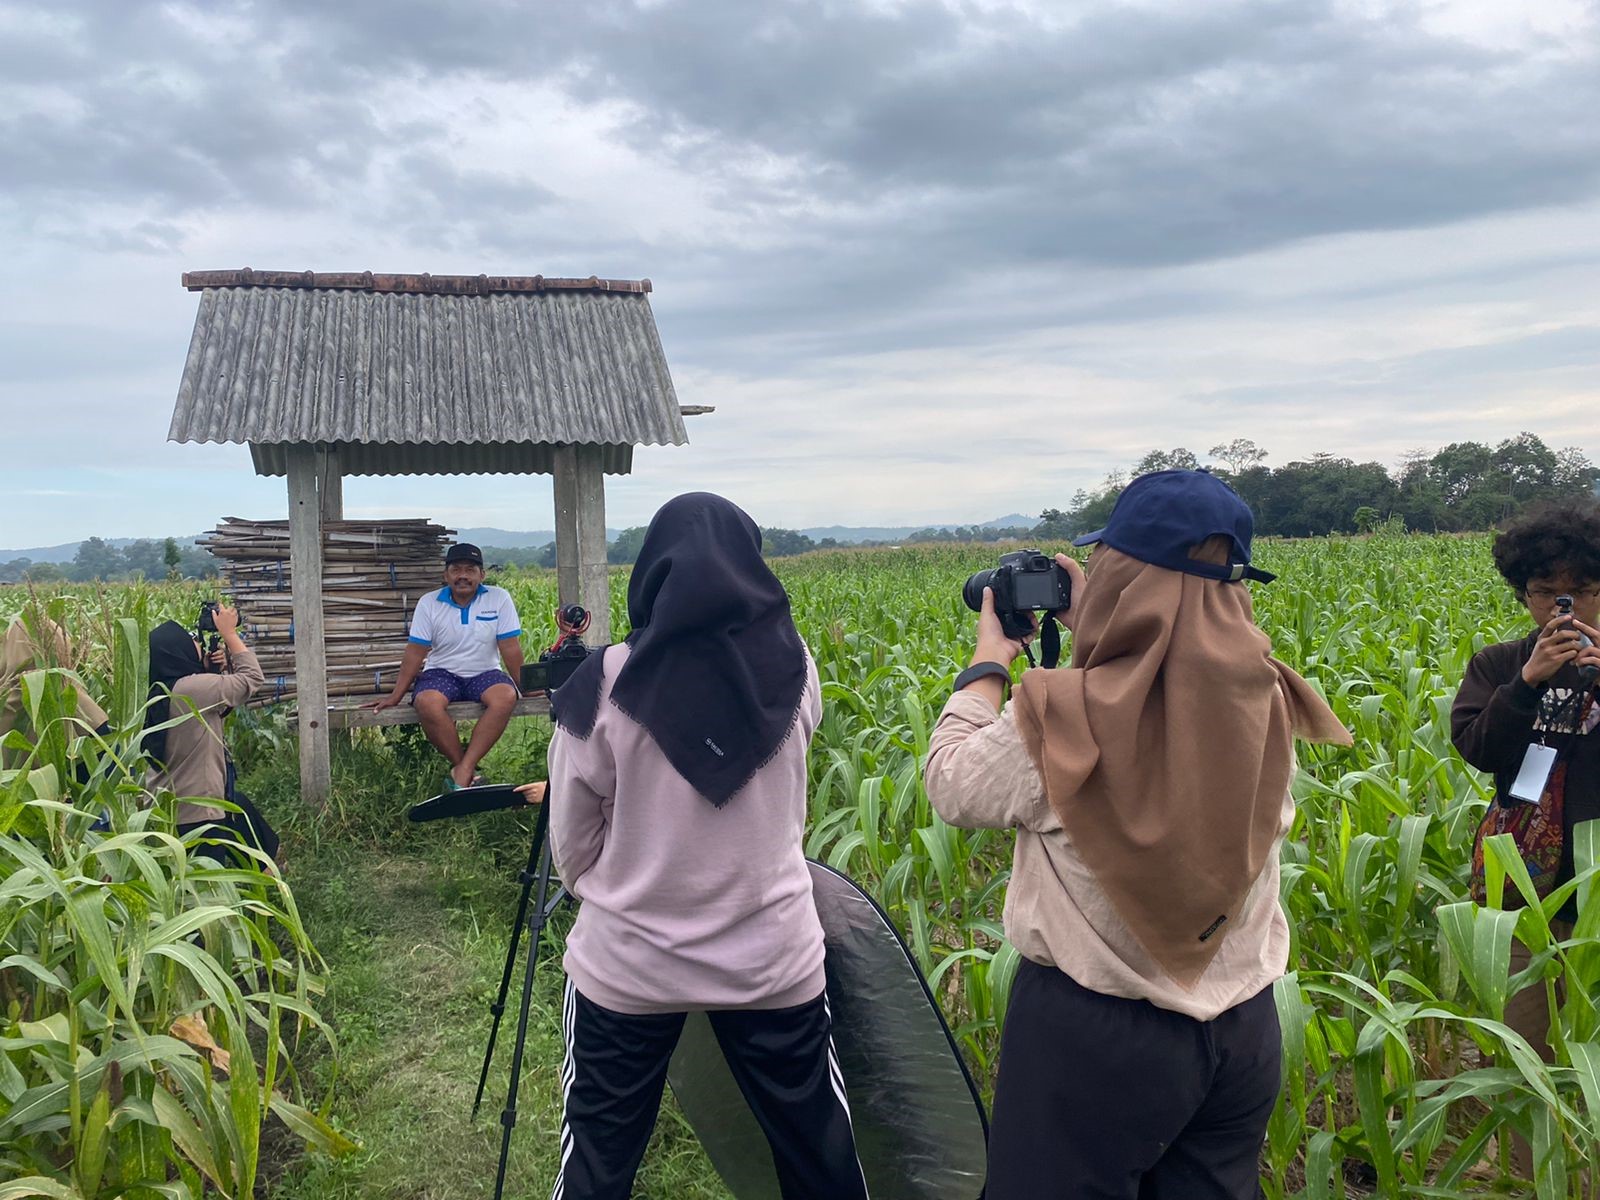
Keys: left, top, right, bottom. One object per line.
{"left": 607, "top": 526, "right": 648, "bottom": 564}
{"left": 0, "top": 619, "right": 350, "bottom": 1195}
{"left": 1055, "top": 432, "right": 1596, "bottom": 542}
{"left": 760, "top": 528, "right": 816, "bottom": 558}
{"left": 21, "top": 535, "right": 1600, "bottom": 1194}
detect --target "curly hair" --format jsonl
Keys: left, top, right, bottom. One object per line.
{"left": 1492, "top": 497, "right": 1600, "bottom": 594}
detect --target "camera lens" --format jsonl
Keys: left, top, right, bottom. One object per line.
{"left": 962, "top": 569, "right": 997, "bottom": 613}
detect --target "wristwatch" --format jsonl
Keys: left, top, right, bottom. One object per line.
{"left": 954, "top": 661, "right": 1012, "bottom": 694}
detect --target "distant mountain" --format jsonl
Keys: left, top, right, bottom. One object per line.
{"left": 0, "top": 536, "right": 204, "bottom": 564}
{"left": 454, "top": 527, "right": 622, "bottom": 548}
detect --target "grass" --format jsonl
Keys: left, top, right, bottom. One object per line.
{"left": 243, "top": 718, "right": 731, "bottom": 1199}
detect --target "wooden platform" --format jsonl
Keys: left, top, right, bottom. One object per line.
{"left": 328, "top": 693, "right": 552, "bottom": 730}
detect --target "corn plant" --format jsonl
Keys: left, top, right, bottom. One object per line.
{"left": 21, "top": 533, "right": 1600, "bottom": 1193}
{"left": 1, "top": 611, "right": 353, "bottom": 1197}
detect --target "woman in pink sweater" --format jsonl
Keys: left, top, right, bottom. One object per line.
{"left": 543, "top": 493, "right": 867, "bottom": 1200}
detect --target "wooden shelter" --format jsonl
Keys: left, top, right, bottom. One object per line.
{"left": 169, "top": 269, "right": 692, "bottom": 805}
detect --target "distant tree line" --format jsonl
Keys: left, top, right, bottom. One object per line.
{"left": 0, "top": 538, "right": 218, "bottom": 584}
{"left": 1033, "top": 433, "right": 1596, "bottom": 542}
{"left": 22, "top": 432, "right": 1592, "bottom": 584}
{"left": 506, "top": 526, "right": 885, "bottom": 566}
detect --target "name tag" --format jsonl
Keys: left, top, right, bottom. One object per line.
{"left": 1509, "top": 743, "right": 1559, "bottom": 803}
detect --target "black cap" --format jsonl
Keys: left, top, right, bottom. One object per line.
{"left": 445, "top": 543, "right": 484, "bottom": 566}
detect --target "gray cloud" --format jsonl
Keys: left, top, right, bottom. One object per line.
{"left": 5, "top": 0, "right": 1600, "bottom": 543}
{"left": 306, "top": 0, "right": 1600, "bottom": 265}
{"left": 11, "top": 1, "right": 1598, "bottom": 276}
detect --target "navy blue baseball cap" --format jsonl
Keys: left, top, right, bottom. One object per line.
{"left": 1072, "top": 469, "right": 1276, "bottom": 584}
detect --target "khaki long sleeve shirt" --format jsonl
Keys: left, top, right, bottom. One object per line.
{"left": 925, "top": 690, "right": 1291, "bottom": 1021}
{"left": 148, "top": 646, "right": 264, "bottom": 824}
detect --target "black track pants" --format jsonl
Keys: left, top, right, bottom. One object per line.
{"left": 985, "top": 959, "right": 1281, "bottom": 1200}
{"left": 551, "top": 980, "right": 868, "bottom": 1200}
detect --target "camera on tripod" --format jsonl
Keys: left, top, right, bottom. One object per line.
{"left": 521, "top": 604, "right": 593, "bottom": 692}
{"left": 962, "top": 549, "right": 1072, "bottom": 640}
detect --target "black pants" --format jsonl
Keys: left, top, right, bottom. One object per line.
{"left": 176, "top": 779, "right": 279, "bottom": 868}
{"left": 986, "top": 959, "right": 1281, "bottom": 1200}
{"left": 552, "top": 980, "right": 868, "bottom": 1200}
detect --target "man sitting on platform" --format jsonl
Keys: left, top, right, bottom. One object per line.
{"left": 371, "top": 543, "right": 526, "bottom": 790}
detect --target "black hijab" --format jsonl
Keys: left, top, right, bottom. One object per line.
{"left": 145, "top": 619, "right": 203, "bottom": 767}
{"left": 551, "top": 493, "right": 807, "bottom": 807}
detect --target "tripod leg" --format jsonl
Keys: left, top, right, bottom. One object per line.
{"left": 494, "top": 821, "right": 558, "bottom": 1200}
{"left": 473, "top": 801, "right": 549, "bottom": 1117}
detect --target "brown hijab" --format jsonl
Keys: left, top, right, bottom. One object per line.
{"left": 1010, "top": 547, "right": 1350, "bottom": 988}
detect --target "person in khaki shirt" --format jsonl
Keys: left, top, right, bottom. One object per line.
{"left": 926, "top": 470, "right": 1349, "bottom": 1200}
{"left": 145, "top": 604, "right": 278, "bottom": 867}
{"left": 1, "top": 615, "right": 111, "bottom": 769}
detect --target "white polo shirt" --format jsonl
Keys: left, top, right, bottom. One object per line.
{"left": 408, "top": 584, "right": 522, "bottom": 676}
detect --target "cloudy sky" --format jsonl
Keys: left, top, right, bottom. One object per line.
{"left": 3, "top": 0, "right": 1599, "bottom": 547}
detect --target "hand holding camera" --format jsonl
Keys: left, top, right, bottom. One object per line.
{"left": 963, "top": 549, "right": 1078, "bottom": 640}
{"left": 197, "top": 600, "right": 242, "bottom": 670}
{"left": 1524, "top": 595, "right": 1600, "bottom": 686}
{"left": 962, "top": 552, "right": 1084, "bottom": 706}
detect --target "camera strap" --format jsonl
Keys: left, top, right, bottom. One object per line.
{"left": 1040, "top": 615, "right": 1063, "bottom": 670}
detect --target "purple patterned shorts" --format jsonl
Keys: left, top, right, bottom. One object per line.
{"left": 413, "top": 668, "right": 517, "bottom": 704}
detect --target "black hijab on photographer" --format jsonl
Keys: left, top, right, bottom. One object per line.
{"left": 145, "top": 619, "right": 202, "bottom": 768}
{"left": 551, "top": 492, "right": 808, "bottom": 808}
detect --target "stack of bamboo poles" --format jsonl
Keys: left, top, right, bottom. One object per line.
{"left": 200, "top": 518, "right": 453, "bottom": 705}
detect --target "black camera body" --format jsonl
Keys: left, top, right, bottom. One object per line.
{"left": 521, "top": 603, "right": 595, "bottom": 692}
{"left": 963, "top": 549, "right": 1072, "bottom": 640}
{"left": 522, "top": 640, "right": 590, "bottom": 693}
{"left": 1558, "top": 594, "right": 1599, "bottom": 683}
{"left": 197, "top": 600, "right": 223, "bottom": 668}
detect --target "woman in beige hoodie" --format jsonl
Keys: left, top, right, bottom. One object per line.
{"left": 926, "top": 470, "right": 1348, "bottom": 1200}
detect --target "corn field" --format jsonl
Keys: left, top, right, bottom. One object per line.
{"left": 6, "top": 532, "right": 1600, "bottom": 1197}
{"left": 0, "top": 594, "right": 349, "bottom": 1197}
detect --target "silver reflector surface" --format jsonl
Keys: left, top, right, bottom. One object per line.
{"left": 667, "top": 859, "right": 989, "bottom": 1199}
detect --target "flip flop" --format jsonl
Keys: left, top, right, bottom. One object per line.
{"left": 443, "top": 775, "right": 463, "bottom": 793}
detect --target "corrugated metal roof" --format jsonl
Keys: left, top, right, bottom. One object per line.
{"left": 247, "top": 441, "right": 633, "bottom": 477}
{"left": 170, "top": 284, "right": 686, "bottom": 477}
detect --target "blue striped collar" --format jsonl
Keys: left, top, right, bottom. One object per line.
{"left": 437, "top": 583, "right": 489, "bottom": 612}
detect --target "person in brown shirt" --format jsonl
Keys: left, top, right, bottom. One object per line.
{"left": 145, "top": 604, "right": 278, "bottom": 867}
{"left": 1, "top": 615, "right": 111, "bottom": 773}
{"left": 1451, "top": 496, "right": 1600, "bottom": 1182}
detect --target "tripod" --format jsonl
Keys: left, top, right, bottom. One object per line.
{"left": 472, "top": 787, "right": 570, "bottom": 1200}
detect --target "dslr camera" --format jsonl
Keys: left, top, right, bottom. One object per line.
{"left": 197, "top": 600, "right": 223, "bottom": 668}
{"left": 521, "top": 604, "right": 593, "bottom": 692}
{"left": 963, "top": 549, "right": 1072, "bottom": 640}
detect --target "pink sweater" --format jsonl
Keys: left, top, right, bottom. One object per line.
{"left": 547, "top": 642, "right": 827, "bottom": 1015}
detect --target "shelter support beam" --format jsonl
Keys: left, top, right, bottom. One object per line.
{"left": 287, "top": 446, "right": 331, "bottom": 806}
{"left": 317, "top": 448, "right": 343, "bottom": 523}
{"left": 553, "top": 444, "right": 611, "bottom": 646}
